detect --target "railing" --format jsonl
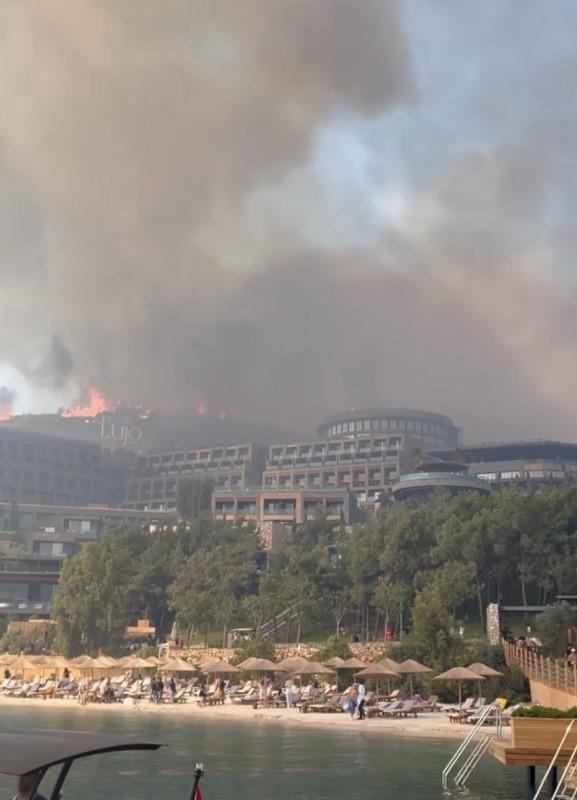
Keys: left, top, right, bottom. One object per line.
{"left": 442, "top": 704, "right": 502, "bottom": 788}
{"left": 533, "top": 719, "right": 577, "bottom": 800}
{"left": 504, "top": 641, "right": 577, "bottom": 695}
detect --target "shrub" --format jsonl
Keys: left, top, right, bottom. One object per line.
{"left": 513, "top": 705, "right": 577, "bottom": 718}
{"left": 232, "top": 636, "right": 275, "bottom": 664}
{"left": 312, "top": 635, "right": 352, "bottom": 662}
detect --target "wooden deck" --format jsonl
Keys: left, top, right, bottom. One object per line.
{"left": 491, "top": 739, "right": 574, "bottom": 768}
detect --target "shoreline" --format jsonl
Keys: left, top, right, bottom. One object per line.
{"left": 0, "top": 696, "right": 507, "bottom": 741}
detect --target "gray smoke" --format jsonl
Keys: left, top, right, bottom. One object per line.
{"left": 0, "top": 0, "right": 575, "bottom": 443}
{"left": 0, "top": 386, "right": 15, "bottom": 416}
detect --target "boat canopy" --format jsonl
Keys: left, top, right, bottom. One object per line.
{"left": 0, "top": 730, "right": 161, "bottom": 776}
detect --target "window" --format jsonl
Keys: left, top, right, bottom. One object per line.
{"left": 526, "top": 470, "right": 545, "bottom": 479}
{"left": 390, "top": 419, "right": 398, "bottom": 430}
{"left": 356, "top": 421, "right": 362, "bottom": 431}
{"left": 336, "top": 425, "right": 342, "bottom": 434}
{"left": 399, "top": 420, "right": 406, "bottom": 430}
{"left": 364, "top": 420, "right": 371, "bottom": 431}
{"left": 477, "top": 472, "right": 497, "bottom": 481}
{"left": 501, "top": 471, "right": 521, "bottom": 480}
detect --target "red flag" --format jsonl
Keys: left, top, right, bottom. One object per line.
{"left": 194, "top": 787, "right": 202, "bottom": 800}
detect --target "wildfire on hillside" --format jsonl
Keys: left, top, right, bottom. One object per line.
{"left": 61, "top": 386, "right": 112, "bottom": 418}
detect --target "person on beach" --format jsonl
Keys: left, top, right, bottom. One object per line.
{"left": 356, "top": 680, "right": 366, "bottom": 720}
{"left": 284, "top": 676, "right": 294, "bottom": 709}
{"left": 346, "top": 683, "right": 358, "bottom": 718}
{"left": 12, "top": 771, "right": 48, "bottom": 800}
{"left": 169, "top": 677, "right": 177, "bottom": 702}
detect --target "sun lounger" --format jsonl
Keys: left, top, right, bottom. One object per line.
{"left": 382, "top": 700, "right": 417, "bottom": 718}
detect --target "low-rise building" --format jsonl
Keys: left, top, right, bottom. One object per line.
{"left": 431, "top": 441, "right": 577, "bottom": 488}
{"left": 125, "top": 443, "right": 265, "bottom": 510}
{"left": 212, "top": 487, "right": 362, "bottom": 526}
{"left": 391, "top": 461, "right": 492, "bottom": 503}
{"left": 0, "top": 503, "right": 174, "bottom": 620}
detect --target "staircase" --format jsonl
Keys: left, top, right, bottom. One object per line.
{"left": 534, "top": 720, "right": 577, "bottom": 800}
{"left": 259, "top": 604, "right": 301, "bottom": 640}
{"left": 442, "top": 704, "right": 502, "bottom": 789}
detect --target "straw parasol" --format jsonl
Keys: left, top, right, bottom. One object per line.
{"left": 196, "top": 655, "right": 222, "bottom": 669}
{"left": 275, "top": 656, "right": 311, "bottom": 672}
{"left": 355, "top": 663, "right": 400, "bottom": 680}
{"left": 146, "top": 656, "right": 164, "bottom": 667}
{"left": 467, "top": 662, "right": 504, "bottom": 678}
{"left": 292, "top": 661, "right": 335, "bottom": 677}
{"left": 118, "top": 656, "right": 153, "bottom": 670}
{"left": 378, "top": 657, "right": 401, "bottom": 673}
{"left": 341, "top": 657, "right": 368, "bottom": 670}
{"left": 323, "top": 656, "right": 347, "bottom": 668}
{"left": 202, "top": 659, "right": 240, "bottom": 675}
{"left": 433, "top": 666, "right": 485, "bottom": 709}
{"left": 397, "top": 659, "right": 433, "bottom": 694}
{"left": 466, "top": 662, "right": 503, "bottom": 699}
{"left": 6, "top": 656, "right": 38, "bottom": 673}
{"left": 160, "top": 657, "right": 196, "bottom": 673}
{"left": 0, "top": 654, "right": 15, "bottom": 665}
{"left": 237, "top": 657, "right": 279, "bottom": 673}
{"left": 355, "top": 662, "right": 400, "bottom": 694}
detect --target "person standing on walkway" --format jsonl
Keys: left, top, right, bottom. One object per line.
{"left": 357, "top": 680, "right": 366, "bottom": 720}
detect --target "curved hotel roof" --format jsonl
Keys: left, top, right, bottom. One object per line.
{"left": 317, "top": 407, "right": 460, "bottom": 449}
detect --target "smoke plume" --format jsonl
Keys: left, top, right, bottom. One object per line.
{"left": 0, "top": 1, "right": 575, "bottom": 442}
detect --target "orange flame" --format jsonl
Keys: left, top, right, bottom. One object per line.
{"left": 61, "top": 387, "right": 112, "bottom": 418}
{"left": 0, "top": 409, "right": 11, "bottom": 422}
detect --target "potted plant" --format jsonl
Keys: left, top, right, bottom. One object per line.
{"left": 511, "top": 706, "right": 577, "bottom": 749}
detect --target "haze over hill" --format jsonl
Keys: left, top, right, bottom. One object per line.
{"left": 0, "top": 1, "right": 576, "bottom": 444}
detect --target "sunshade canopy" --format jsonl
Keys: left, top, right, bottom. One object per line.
{"left": 146, "top": 656, "right": 164, "bottom": 667}
{"left": 159, "top": 658, "right": 195, "bottom": 672}
{"left": 292, "top": 661, "right": 335, "bottom": 676}
{"left": 340, "top": 658, "right": 368, "bottom": 670}
{"left": 323, "top": 657, "right": 347, "bottom": 668}
{"left": 237, "top": 658, "right": 278, "bottom": 672}
{"left": 203, "top": 659, "right": 240, "bottom": 674}
{"left": 355, "top": 663, "right": 400, "bottom": 679}
{"left": 397, "top": 659, "right": 433, "bottom": 674}
{"left": 275, "top": 656, "right": 311, "bottom": 672}
{"left": 466, "top": 662, "right": 504, "bottom": 677}
{"left": 378, "top": 657, "right": 401, "bottom": 673}
{"left": 0, "top": 730, "right": 161, "bottom": 776}
{"left": 118, "top": 656, "right": 152, "bottom": 670}
{"left": 5, "top": 656, "right": 37, "bottom": 671}
{"left": 434, "top": 667, "right": 486, "bottom": 681}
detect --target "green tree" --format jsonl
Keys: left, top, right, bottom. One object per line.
{"left": 536, "top": 602, "right": 577, "bottom": 657}
{"left": 177, "top": 476, "right": 214, "bottom": 521}
{"left": 52, "top": 537, "right": 134, "bottom": 656}
{"left": 410, "top": 585, "right": 457, "bottom": 668}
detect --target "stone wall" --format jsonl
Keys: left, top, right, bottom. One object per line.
{"left": 176, "top": 641, "right": 395, "bottom": 664}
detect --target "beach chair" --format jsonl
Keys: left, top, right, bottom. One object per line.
{"left": 415, "top": 694, "right": 439, "bottom": 712}
{"left": 383, "top": 700, "right": 417, "bottom": 718}
{"left": 379, "top": 700, "right": 403, "bottom": 717}
{"left": 37, "top": 680, "right": 57, "bottom": 699}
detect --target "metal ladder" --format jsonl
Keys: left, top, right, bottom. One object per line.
{"left": 442, "top": 704, "right": 502, "bottom": 789}
{"left": 534, "top": 720, "right": 577, "bottom": 800}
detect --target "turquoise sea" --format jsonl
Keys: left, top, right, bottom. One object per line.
{"left": 0, "top": 706, "right": 527, "bottom": 800}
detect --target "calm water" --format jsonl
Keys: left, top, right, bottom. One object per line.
{"left": 0, "top": 706, "right": 527, "bottom": 800}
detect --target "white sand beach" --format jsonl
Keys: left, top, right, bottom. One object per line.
{"left": 0, "top": 695, "right": 509, "bottom": 740}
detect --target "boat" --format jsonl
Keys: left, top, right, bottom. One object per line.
{"left": 0, "top": 729, "right": 204, "bottom": 800}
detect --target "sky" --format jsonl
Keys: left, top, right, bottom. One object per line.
{"left": 0, "top": 0, "right": 577, "bottom": 443}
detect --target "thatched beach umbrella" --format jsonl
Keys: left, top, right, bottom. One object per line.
{"left": 203, "top": 659, "right": 240, "bottom": 675}
{"left": 355, "top": 662, "right": 400, "bottom": 694}
{"left": 466, "top": 662, "right": 503, "bottom": 698}
{"left": 119, "top": 656, "right": 153, "bottom": 671}
{"left": 238, "top": 657, "right": 278, "bottom": 674}
{"left": 341, "top": 657, "right": 368, "bottom": 670}
{"left": 292, "top": 661, "right": 335, "bottom": 678}
{"left": 159, "top": 657, "right": 196, "bottom": 673}
{"left": 0, "top": 653, "right": 15, "bottom": 665}
{"left": 197, "top": 655, "right": 221, "bottom": 670}
{"left": 378, "top": 657, "right": 401, "bottom": 673}
{"left": 323, "top": 657, "right": 347, "bottom": 669}
{"left": 146, "top": 656, "right": 164, "bottom": 667}
{"left": 467, "top": 662, "right": 504, "bottom": 678}
{"left": 7, "top": 656, "right": 38, "bottom": 675}
{"left": 433, "top": 666, "right": 485, "bottom": 709}
{"left": 397, "top": 659, "right": 433, "bottom": 694}
{"left": 275, "top": 656, "right": 311, "bottom": 672}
